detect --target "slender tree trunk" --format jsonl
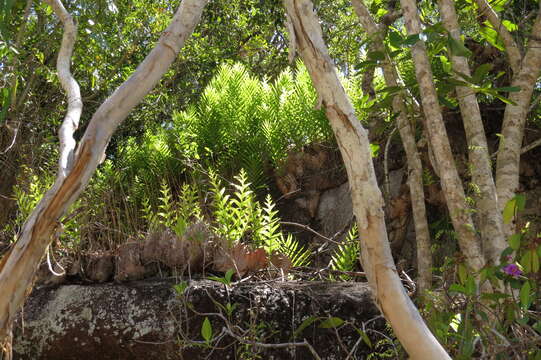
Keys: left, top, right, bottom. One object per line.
{"left": 437, "top": 0, "right": 506, "bottom": 266}
{"left": 284, "top": 1, "right": 450, "bottom": 358}
{"left": 351, "top": 0, "right": 432, "bottom": 294}
{"left": 496, "top": 9, "right": 541, "bottom": 229}
{"left": 0, "top": 0, "right": 208, "bottom": 352}
{"left": 400, "top": 0, "right": 485, "bottom": 273}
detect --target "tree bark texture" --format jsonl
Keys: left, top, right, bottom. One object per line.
{"left": 400, "top": 0, "right": 486, "bottom": 273}
{"left": 437, "top": 0, "right": 506, "bottom": 266}
{"left": 284, "top": 0, "right": 450, "bottom": 358}
{"left": 0, "top": 0, "right": 209, "bottom": 350}
{"left": 350, "top": 0, "right": 432, "bottom": 294}
{"left": 496, "top": 8, "right": 541, "bottom": 228}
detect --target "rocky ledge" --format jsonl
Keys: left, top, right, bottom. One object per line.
{"left": 13, "top": 280, "right": 389, "bottom": 359}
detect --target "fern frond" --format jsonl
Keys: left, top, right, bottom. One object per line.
{"left": 330, "top": 224, "right": 360, "bottom": 280}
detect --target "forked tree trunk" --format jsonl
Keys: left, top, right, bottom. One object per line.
{"left": 437, "top": 0, "right": 506, "bottom": 266}
{"left": 400, "top": 0, "right": 485, "bottom": 274}
{"left": 283, "top": 0, "right": 450, "bottom": 358}
{"left": 0, "top": 0, "right": 208, "bottom": 353}
{"left": 350, "top": 0, "right": 432, "bottom": 294}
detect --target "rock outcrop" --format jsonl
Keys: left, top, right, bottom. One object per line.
{"left": 14, "top": 280, "right": 387, "bottom": 360}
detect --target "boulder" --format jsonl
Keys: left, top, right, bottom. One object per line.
{"left": 13, "top": 280, "right": 387, "bottom": 360}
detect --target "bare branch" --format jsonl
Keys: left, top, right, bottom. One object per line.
{"left": 521, "top": 137, "right": 541, "bottom": 155}
{"left": 45, "top": 0, "right": 83, "bottom": 179}
{"left": 474, "top": 0, "right": 522, "bottom": 73}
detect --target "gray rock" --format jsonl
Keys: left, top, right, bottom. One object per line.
{"left": 14, "top": 280, "right": 386, "bottom": 360}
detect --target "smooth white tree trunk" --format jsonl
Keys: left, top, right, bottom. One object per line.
{"left": 284, "top": 0, "right": 450, "bottom": 358}
{"left": 0, "top": 0, "right": 209, "bottom": 351}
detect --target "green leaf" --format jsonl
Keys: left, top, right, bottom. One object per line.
{"left": 367, "top": 51, "right": 385, "bottom": 61}
{"left": 201, "top": 317, "right": 213, "bottom": 342}
{"left": 508, "top": 234, "right": 521, "bottom": 250}
{"left": 493, "top": 93, "right": 517, "bottom": 106}
{"left": 449, "top": 283, "right": 466, "bottom": 294}
{"left": 173, "top": 281, "right": 188, "bottom": 295}
{"left": 356, "top": 328, "right": 372, "bottom": 348}
{"left": 447, "top": 34, "right": 472, "bottom": 57}
{"left": 520, "top": 251, "right": 533, "bottom": 274}
{"left": 465, "top": 276, "right": 477, "bottom": 296}
{"left": 519, "top": 281, "right": 531, "bottom": 308}
{"left": 502, "top": 20, "right": 518, "bottom": 32}
{"left": 294, "top": 316, "right": 320, "bottom": 338}
{"left": 439, "top": 95, "right": 457, "bottom": 109}
{"left": 471, "top": 63, "right": 493, "bottom": 84}
{"left": 503, "top": 197, "right": 517, "bottom": 224}
{"left": 388, "top": 30, "right": 403, "bottom": 48}
{"left": 439, "top": 55, "right": 451, "bottom": 73}
{"left": 480, "top": 23, "right": 504, "bottom": 51}
{"left": 403, "top": 34, "right": 420, "bottom": 46}
{"left": 458, "top": 264, "right": 468, "bottom": 284}
{"left": 319, "top": 317, "right": 345, "bottom": 329}
{"left": 224, "top": 269, "right": 235, "bottom": 284}
{"left": 494, "top": 86, "right": 521, "bottom": 92}
{"left": 515, "top": 194, "right": 526, "bottom": 212}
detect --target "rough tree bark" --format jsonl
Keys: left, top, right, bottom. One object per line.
{"left": 437, "top": 0, "right": 506, "bottom": 266}
{"left": 400, "top": 0, "right": 485, "bottom": 274}
{"left": 284, "top": 0, "right": 450, "bottom": 358}
{"left": 0, "top": 0, "right": 209, "bottom": 354}
{"left": 350, "top": 0, "right": 433, "bottom": 294}
{"left": 494, "top": 3, "right": 541, "bottom": 229}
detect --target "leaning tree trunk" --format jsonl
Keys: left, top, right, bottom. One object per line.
{"left": 351, "top": 0, "right": 433, "bottom": 295}
{"left": 437, "top": 0, "right": 506, "bottom": 266}
{"left": 284, "top": 0, "right": 450, "bottom": 358}
{"left": 0, "top": 0, "right": 209, "bottom": 354}
{"left": 400, "top": 0, "right": 486, "bottom": 274}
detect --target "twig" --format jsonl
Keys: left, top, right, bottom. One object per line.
{"left": 280, "top": 219, "right": 353, "bottom": 245}
{"left": 280, "top": 221, "right": 339, "bottom": 244}
{"left": 520, "top": 137, "right": 541, "bottom": 154}
{"left": 222, "top": 327, "right": 322, "bottom": 359}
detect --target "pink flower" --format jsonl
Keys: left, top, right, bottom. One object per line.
{"left": 502, "top": 264, "right": 522, "bottom": 278}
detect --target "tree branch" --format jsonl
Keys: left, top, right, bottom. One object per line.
{"left": 45, "top": 0, "right": 83, "bottom": 179}
{"left": 474, "top": 0, "right": 522, "bottom": 73}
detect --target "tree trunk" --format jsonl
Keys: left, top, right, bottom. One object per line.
{"left": 0, "top": 0, "right": 208, "bottom": 352}
{"left": 437, "top": 0, "right": 506, "bottom": 266}
{"left": 400, "top": 0, "right": 485, "bottom": 273}
{"left": 495, "top": 9, "right": 541, "bottom": 231}
{"left": 350, "top": 0, "right": 432, "bottom": 294}
{"left": 284, "top": 0, "right": 450, "bottom": 358}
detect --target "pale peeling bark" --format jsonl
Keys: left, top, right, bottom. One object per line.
{"left": 474, "top": 0, "right": 521, "bottom": 74}
{"left": 351, "top": 0, "right": 432, "bottom": 294}
{"left": 496, "top": 10, "right": 541, "bottom": 228}
{"left": 400, "top": 0, "right": 485, "bottom": 273}
{"left": 437, "top": 0, "right": 505, "bottom": 266}
{"left": 284, "top": 1, "right": 450, "bottom": 358}
{"left": 46, "top": 0, "right": 83, "bottom": 179}
{"left": 0, "top": 0, "right": 208, "bottom": 349}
